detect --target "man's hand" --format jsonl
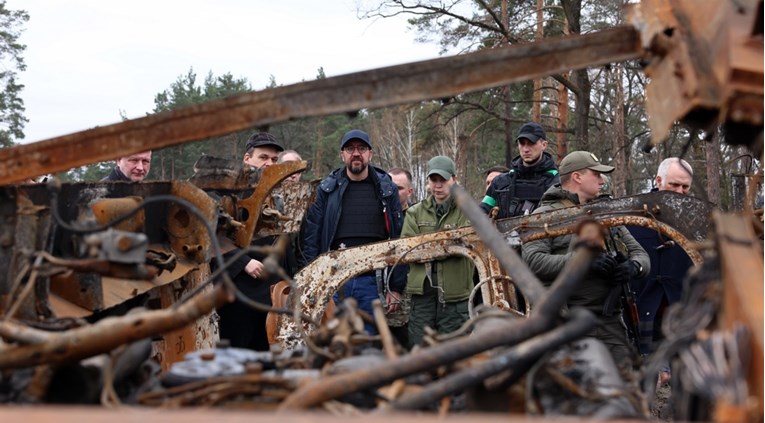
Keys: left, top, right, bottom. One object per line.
{"left": 590, "top": 253, "right": 617, "bottom": 276}
{"left": 385, "top": 291, "right": 402, "bottom": 313}
{"left": 613, "top": 260, "right": 640, "bottom": 284}
{"left": 244, "top": 259, "right": 264, "bottom": 278}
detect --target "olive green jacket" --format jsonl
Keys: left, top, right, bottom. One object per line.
{"left": 521, "top": 185, "right": 650, "bottom": 313}
{"left": 402, "top": 195, "right": 475, "bottom": 302}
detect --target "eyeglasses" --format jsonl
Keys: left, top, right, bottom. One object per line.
{"left": 342, "top": 145, "right": 369, "bottom": 154}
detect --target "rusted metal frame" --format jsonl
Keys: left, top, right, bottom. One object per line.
{"left": 0, "top": 26, "right": 641, "bottom": 185}
{"left": 521, "top": 215, "right": 703, "bottom": 266}
{"left": 451, "top": 185, "right": 547, "bottom": 305}
{"left": 2, "top": 193, "right": 52, "bottom": 320}
{"left": 715, "top": 212, "right": 764, "bottom": 419}
{"left": 234, "top": 161, "right": 307, "bottom": 247}
{"left": 391, "top": 307, "right": 598, "bottom": 410}
{"left": 167, "top": 181, "right": 218, "bottom": 264}
{"left": 496, "top": 192, "right": 713, "bottom": 243}
{"left": 277, "top": 242, "right": 599, "bottom": 410}
{"left": 0, "top": 282, "right": 233, "bottom": 370}
{"left": 258, "top": 179, "right": 318, "bottom": 237}
{"left": 276, "top": 228, "right": 497, "bottom": 344}
{"left": 483, "top": 250, "right": 522, "bottom": 312}
{"left": 278, "top": 310, "right": 551, "bottom": 410}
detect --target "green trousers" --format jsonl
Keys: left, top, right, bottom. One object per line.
{"left": 408, "top": 281, "right": 470, "bottom": 347}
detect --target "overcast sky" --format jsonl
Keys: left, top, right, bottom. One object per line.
{"left": 9, "top": 0, "right": 441, "bottom": 143}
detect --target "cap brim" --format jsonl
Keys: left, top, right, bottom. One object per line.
{"left": 427, "top": 169, "right": 452, "bottom": 180}
{"left": 247, "top": 141, "right": 284, "bottom": 152}
{"left": 516, "top": 133, "right": 541, "bottom": 143}
{"left": 341, "top": 138, "right": 372, "bottom": 149}
{"left": 589, "top": 164, "right": 615, "bottom": 174}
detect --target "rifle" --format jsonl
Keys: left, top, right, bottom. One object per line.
{"left": 602, "top": 251, "right": 641, "bottom": 350}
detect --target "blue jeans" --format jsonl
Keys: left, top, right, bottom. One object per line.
{"left": 333, "top": 275, "right": 380, "bottom": 335}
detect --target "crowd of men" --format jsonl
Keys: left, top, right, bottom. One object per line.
{"left": 101, "top": 122, "right": 696, "bottom": 379}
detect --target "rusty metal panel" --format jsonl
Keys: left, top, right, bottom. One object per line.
{"left": 234, "top": 161, "right": 307, "bottom": 247}
{"left": 167, "top": 181, "right": 218, "bottom": 264}
{"left": 715, "top": 212, "right": 764, "bottom": 419}
{"left": 626, "top": 0, "right": 763, "bottom": 146}
{"left": 259, "top": 179, "right": 317, "bottom": 237}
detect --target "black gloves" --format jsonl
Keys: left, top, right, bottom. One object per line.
{"left": 590, "top": 253, "right": 617, "bottom": 276}
{"left": 613, "top": 260, "right": 641, "bottom": 284}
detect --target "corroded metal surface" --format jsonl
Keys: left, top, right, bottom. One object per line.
{"left": 626, "top": 0, "right": 763, "bottom": 147}
{"left": 90, "top": 196, "right": 145, "bottom": 232}
{"left": 715, "top": 212, "right": 764, "bottom": 418}
{"left": 234, "top": 161, "right": 307, "bottom": 247}
{"left": 276, "top": 227, "right": 508, "bottom": 345}
{"left": 496, "top": 191, "right": 714, "bottom": 243}
{"left": 0, "top": 27, "right": 641, "bottom": 184}
{"left": 0, "top": 282, "right": 231, "bottom": 369}
{"left": 167, "top": 181, "right": 217, "bottom": 264}
{"left": 259, "top": 179, "right": 317, "bottom": 236}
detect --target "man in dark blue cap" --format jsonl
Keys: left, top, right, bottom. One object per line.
{"left": 481, "top": 122, "right": 559, "bottom": 218}
{"left": 302, "top": 129, "right": 406, "bottom": 336}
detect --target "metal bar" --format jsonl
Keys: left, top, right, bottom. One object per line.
{"left": 450, "top": 184, "right": 546, "bottom": 305}
{"left": 391, "top": 308, "right": 598, "bottom": 410}
{"left": 495, "top": 191, "right": 714, "bottom": 243}
{"left": 277, "top": 241, "right": 597, "bottom": 410}
{"left": 0, "top": 26, "right": 641, "bottom": 185}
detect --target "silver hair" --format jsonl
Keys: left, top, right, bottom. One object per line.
{"left": 277, "top": 149, "right": 302, "bottom": 163}
{"left": 656, "top": 157, "right": 693, "bottom": 181}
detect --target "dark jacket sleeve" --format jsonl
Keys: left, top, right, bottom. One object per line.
{"left": 302, "top": 185, "right": 327, "bottom": 266}
{"left": 222, "top": 249, "right": 251, "bottom": 279}
{"left": 385, "top": 186, "right": 407, "bottom": 293}
{"left": 521, "top": 238, "right": 572, "bottom": 285}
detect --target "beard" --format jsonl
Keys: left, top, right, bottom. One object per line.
{"left": 347, "top": 161, "right": 368, "bottom": 175}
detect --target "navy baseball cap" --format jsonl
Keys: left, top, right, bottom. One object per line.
{"left": 340, "top": 129, "right": 372, "bottom": 149}
{"left": 516, "top": 122, "right": 547, "bottom": 143}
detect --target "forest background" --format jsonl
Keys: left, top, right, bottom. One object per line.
{"left": 0, "top": 0, "right": 759, "bottom": 210}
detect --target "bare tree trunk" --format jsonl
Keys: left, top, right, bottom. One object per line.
{"left": 561, "top": 0, "right": 590, "bottom": 150}
{"left": 555, "top": 16, "right": 571, "bottom": 163}
{"left": 501, "top": 0, "right": 514, "bottom": 167}
{"left": 557, "top": 79, "right": 569, "bottom": 162}
{"left": 705, "top": 128, "right": 721, "bottom": 206}
{"left": 612, "top": 64, "right": 627, "bottom": 197}
{"left": 532, "top": 0, "right": 544, "bottom": 122}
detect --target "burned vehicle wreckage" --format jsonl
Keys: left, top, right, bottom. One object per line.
{"left": 0, "top": 0, "right": 762, "bottom": 421}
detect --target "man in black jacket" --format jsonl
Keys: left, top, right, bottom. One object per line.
{"left": 303, "top": 129, "right": 405, "bottom": 335}
{"left": 101, "top": 151, "right": 152, "bottom": 182}
{"left": 481, "top": 122, "right": 559, "bottom": 218}
{"left": 216, "top": 132, "right": 293, "bottom": 351}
